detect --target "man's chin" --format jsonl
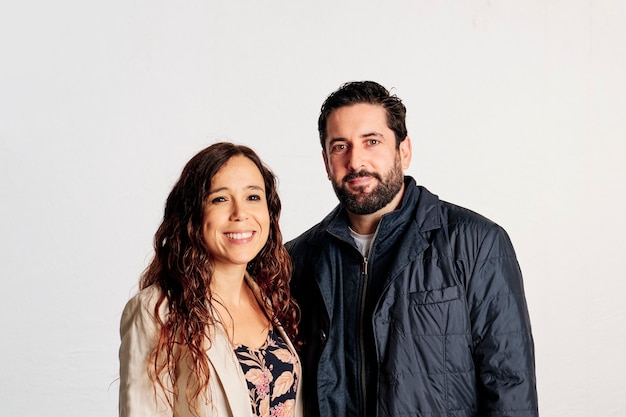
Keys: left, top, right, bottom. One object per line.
{"left": 345, "top": 183, "right": 375, "bottom": 195}
{"left": 343, "top": 190, "right": 373, "bottom": 204}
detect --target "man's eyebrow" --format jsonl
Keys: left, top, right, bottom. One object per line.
{"left": 327, "top": 137, "right": 347, "bottom": 145}
{"left": 361, "top": 132, "right": 384, "bottom": 139}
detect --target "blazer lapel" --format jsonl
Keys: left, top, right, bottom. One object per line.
{"left": 205, "top": 321, "right": 252, "bottom": 416}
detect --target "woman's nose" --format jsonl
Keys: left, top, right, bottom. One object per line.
{"left": 229, "top": 201, "right": 248, "bottom": 221}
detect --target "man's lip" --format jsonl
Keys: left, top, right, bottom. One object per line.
{"left": 346, "top": 175, "right": 373, "bottom": 186}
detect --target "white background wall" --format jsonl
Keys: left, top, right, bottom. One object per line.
{"left": 1, "top": 1, "right": 624, "bottom": 415}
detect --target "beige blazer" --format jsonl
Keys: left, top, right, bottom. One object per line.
{"left": 119, "top": 277, "right": 303, "bottom": 417}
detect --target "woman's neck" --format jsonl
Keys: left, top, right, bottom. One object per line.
{"left": 210, "top": 264, "right": 248, "bottom": 302}
{"left": 210, "top": 268, "right": 270, "bottom": 348}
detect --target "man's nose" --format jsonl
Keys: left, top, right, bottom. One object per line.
{"left": 348, "top": 146, "right": 367, "bottom": 171}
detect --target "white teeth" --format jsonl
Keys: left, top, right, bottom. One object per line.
{"left": 225, "top": 232, "right": 253, "bottom": 240}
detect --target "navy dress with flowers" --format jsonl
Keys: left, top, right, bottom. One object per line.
{"left": 234, "top": 328, "right": 299, "bottom": 417}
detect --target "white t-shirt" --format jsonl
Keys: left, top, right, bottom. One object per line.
{"left": 349, "top": 227, "right": 374, "bottom": 258}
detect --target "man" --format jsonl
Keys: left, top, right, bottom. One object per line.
{"left": 286, "top": 81, "right": 538, "bottom": 417}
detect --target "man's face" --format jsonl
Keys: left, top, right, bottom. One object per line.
{"left": 322, "top": 103, "right": 412, "bottom": 215}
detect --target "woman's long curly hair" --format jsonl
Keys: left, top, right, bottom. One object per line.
{"left": 139, "top": 142, "right": 297, "bottom": 414}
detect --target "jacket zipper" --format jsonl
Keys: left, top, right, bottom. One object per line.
{"left": 359, "top": 255, "right": 369, "bottom": 417}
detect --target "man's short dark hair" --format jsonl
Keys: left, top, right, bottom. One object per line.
{"left": 317, "top": 81, "right": 408, "bottom": 150}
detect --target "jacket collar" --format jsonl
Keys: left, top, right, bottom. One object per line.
{"left": 317, "top": 176, "right": 442, "bottom": 245}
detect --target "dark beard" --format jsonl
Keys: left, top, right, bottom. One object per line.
{"left": 332, "top": 162, "right": 404, "bottom": 215}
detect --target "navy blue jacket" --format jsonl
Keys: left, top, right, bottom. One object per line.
{"left": 286, "top": 177, "right": 538, "bottom": 417}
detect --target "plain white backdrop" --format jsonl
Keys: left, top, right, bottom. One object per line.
{"left": 1, "top": 1, "right": 624, "bottom": 415}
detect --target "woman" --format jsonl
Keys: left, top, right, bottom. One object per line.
{"left": 119, "top": 142, "right": 302, "bottom": 417}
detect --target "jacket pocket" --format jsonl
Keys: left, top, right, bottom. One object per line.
{"left": 386, "top": 285, "right": 465, "bottom": 336}
{"left": 408, "top": 285, "right": 461, "bottom": 305}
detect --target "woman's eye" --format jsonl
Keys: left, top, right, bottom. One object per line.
{"left": 211, "top": 196, "right": 227, "bottom": 203}
{"left": 248, "top": 194, "right": 262, "bottom": 201}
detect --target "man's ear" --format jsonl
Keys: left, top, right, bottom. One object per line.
{"left": 400, "top": 136, "right": 412, "bottom": 169}
{"left": 322, "top": 149, "right": 331, "bottom": 180}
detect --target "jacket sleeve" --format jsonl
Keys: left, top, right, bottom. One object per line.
{"left": 119, "top": 289, "right": 173, "bottom": 417}
{"left": 464, "top": 224, "right": 538, "bottom": 416}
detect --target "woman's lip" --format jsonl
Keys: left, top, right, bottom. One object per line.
{"left": 224, "top": 231, "right": 255, "bottom": 240}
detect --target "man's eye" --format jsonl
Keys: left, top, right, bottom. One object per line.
{"left": 332, "top": 144, "right": 347, "bottom": 152}
{"left": 368, "top": 139, "right": 379, "bottom": 145}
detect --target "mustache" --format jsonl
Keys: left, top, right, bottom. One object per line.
{"left": 343, "top": 170, "right": 382, "bottom": 184}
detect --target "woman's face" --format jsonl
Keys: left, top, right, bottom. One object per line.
{"left": 202, "top": 155, "right": 270, "bottom": 271}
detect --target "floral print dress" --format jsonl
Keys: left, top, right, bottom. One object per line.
{"left": 234, "top": 328, "right": 299, "bottom": 417}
